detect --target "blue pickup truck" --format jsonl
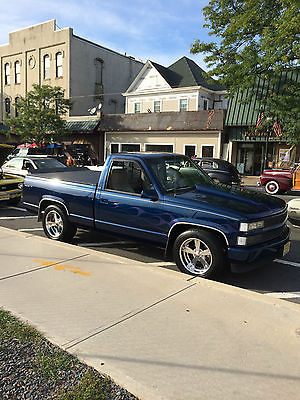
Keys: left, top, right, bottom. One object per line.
{"left": 23, "top": 152, "right": 290, "bottom": 278}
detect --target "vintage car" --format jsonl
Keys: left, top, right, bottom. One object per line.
{"left": 258, "top": 164, "right": 300, "bottom": 194}
{"left": 0, "top": 169, "right": 23, "bottom": 205}
{"left": 193, "top": 158, "right": 242, "bottom": 185}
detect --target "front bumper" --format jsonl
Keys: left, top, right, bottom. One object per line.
{"left": 0, "top": 189, "right": 22, "bottom": 202}
{"left": 228, "top": 227, "right": 290, "bottom": 270}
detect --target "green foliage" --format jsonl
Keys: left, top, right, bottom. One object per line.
{"left": 36, "top": 350, "right": 75, "bottom": 382}
{"left": 0, "top": 308, "right": 43, "bottom": 343}
{"left": 191, "top": 0, "right": 300, "bottom": 142}
{"left": 5, "top": 84, "right": 72, "bottom": 145}
{"left": 55, "top": 369, "right": 110, "bottom": 400}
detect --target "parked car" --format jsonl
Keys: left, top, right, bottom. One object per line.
{"left": 193, "top": 158, "right": 241, "bottom": 185}
{"left": 258, "top": 164, "right": 300, "bottom": 195}
{"left": 1, "top": 156, "right": 67, "bottom": 177}
{"left": 0, "top": 168, "right": 23, "bottom": 205}
{"left": 287, "top": 198, "right": 300, "bottom": 226}
{"left": 23, "top": 152, "right": 289, "bottom": 279}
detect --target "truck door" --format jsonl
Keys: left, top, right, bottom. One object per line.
{"left": 94, "top": 159, "right": 168, "bottom": 245}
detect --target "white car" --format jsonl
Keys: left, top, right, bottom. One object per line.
{"left": 287, "top": 198, "right": 300, "bottom": 226}
{"left": 1, "top": 155, "right": 67, "bottom": 177}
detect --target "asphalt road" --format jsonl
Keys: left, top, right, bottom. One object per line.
{"left": 0, "top": 192, "right": 299, "bottom": 305}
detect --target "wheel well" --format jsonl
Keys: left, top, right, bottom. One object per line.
{"left": 165, "top": 224, "right": 227, "bottom": 258}
{"left": 38, "top": 200, "right": 68, "bottom": 221}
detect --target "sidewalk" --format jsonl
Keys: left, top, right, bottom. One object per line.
{"left": 0, "top": 226, "right": 300, "bottom": 400}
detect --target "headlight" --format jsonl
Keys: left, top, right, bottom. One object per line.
{"left": 237, "top": 236, "right": 247, "bottom": 246}
{"left": 18, "top": 182, "right": 23, "bottom": 189}
{"left": 239, "top": 220, "right": 264, "bottom": 232}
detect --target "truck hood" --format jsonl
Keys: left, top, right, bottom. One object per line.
{"left": 170, "top": 183, "right": 286, "bottom": 219}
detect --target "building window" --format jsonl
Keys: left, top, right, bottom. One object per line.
{"left": 5, "top": 98, "right": 11, "bottom": 115}
{"left": 201, "top": 145, "right": 214, "bottom": 158}
{"left": 184, "top": 145, "right": 197, "bottom": 158}
{"left": 111, "top": 144, "right": 119, "bottom": 153}
{"left": 179, "top": 98, "right": 188, "bottom": 112}
{"left": 43, "top": 55, "right": 50, "bottom": 79}
{"left": 121, "top": 144, "right": 141, "bottom": 152}
{"left": 15, "top": 97, "right": 19, "bottom": 117}
{"left": 154, "top": 100, "right": 161, "bottom": 113}
{"left": 134, "top": 102, "right": 141, "bottom": 113}
{"left": 145, "top": 144, "right": 174, "bottom": 152}
{"left": 14, "top": 61, "right": 21, "bottom": 84}
{"left": 56, "top": 52, "right": 63, "bottom": 77}
{"left": 203, "top": 99, "right": 208, "bottom": 110}
{"left": 4, "top": 63, "right": 10, "bottom": 85}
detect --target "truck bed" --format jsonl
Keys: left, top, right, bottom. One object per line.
{"left": 29, "top": 167, "right": 100, "bottom": 186}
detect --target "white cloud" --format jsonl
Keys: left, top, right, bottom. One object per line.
{"left": 0, "top": 0, "right": 210, "bottom": 69}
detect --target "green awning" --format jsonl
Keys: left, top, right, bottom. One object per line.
{"left": 65, "top": 120, "right": 99, "bottom": 132}
{"left": 225, "top": 70, "right": 299, "bottom": 126}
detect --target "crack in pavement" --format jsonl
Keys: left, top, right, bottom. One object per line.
{"left": 63, "top": 282, "right": 198, "bottom": 350}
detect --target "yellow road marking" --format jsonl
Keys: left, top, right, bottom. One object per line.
{"left": 34, "top": 259, "right": 90, "bottom": 276}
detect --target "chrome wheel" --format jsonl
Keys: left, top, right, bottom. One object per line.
{"left": 179, "top": 237, "right": 213, "bottom": 275}
{"left": 45, "top": 210, "right": 63, "bottom": 238}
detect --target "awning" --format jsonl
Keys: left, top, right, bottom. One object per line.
{"left": 65, "top": 120, "right": 99, "bottom": 132}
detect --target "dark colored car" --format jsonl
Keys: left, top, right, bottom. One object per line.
{"left": 193, "top": 158, "right": 241, "bottom": 185}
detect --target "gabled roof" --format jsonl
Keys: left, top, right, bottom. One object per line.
{"left": 167, "top": 57, "right": 225, "bottom": 91}
{"left": 124, "top": 57, "right": 225, "bottom": 94}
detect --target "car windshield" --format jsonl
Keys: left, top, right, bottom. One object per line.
{"left": 33, "top": 158, "right": 66, "bottom": 169}
{"left": 147, "top": 155, "right": 213, "bottom": 193}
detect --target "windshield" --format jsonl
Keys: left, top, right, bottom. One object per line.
{"left": 33, "top": 158, "right": 66, "bottom": 169}
{"left": 147, "top": 155, "right": 213, "bottom": 193}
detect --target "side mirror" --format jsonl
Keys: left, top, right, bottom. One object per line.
{"left": 141, "top": 189, "right": 159, "bottom": 201}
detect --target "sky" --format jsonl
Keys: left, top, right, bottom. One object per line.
{"left": 0, "top": 0, "right": 212, "bottom": 69}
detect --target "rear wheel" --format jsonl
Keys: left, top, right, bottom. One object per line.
{"left": 42, "top": 205, "right": 77, "bottom": 242}
{"left": 173, "top": 229, "right": 226, "bottom": 278}
{"left": 265, "top": 180, "right": 281, "bottom": 195}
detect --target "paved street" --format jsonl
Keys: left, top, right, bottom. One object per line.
{"left": 0, "top": 191, "right": 299, "bottom": 305}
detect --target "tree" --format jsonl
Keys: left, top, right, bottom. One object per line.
{"left": 5, "top": 84, "right": 72, "bottom": 145}
{"left": 191, "top": 0, "right": 300, "bottom": 143}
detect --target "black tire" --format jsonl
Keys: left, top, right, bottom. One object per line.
{"left": 265, "top": 180, "right": 281, "bottom": 195}
{"left": 173, "top": 229, "right": 226, "bottom": 278}
{"left": 42, "top": 204, "right": 77, "bottom": 242}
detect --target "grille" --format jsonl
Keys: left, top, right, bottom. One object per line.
{"left": 264, "top": 210, "right": 287, "bottom": 229}
{"left": 0, "top": 183, "right": 19, "bottom": 191}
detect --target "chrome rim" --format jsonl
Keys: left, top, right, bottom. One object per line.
{"left": 179, "top": 237, "right": 212, "bottom": 275}
{"left": 45, "top": 210, "right": 63, "bottom": 238}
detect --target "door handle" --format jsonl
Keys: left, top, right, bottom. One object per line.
{"left": 100, "top": 198, "right": 119, "bottom": 206}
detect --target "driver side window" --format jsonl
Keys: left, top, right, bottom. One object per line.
{"left": 106, "top": 160, "right": 152, "bottom": 195}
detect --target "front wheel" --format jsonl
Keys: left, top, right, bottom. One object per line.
{"left": 42, "top": 205, "right": 77, "bottom": 242}
{"left": 173, "top": 229, "right": 226, "bottom": 278}
{"left": 265, "top": 180, "right": 281, "bottom": 195}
